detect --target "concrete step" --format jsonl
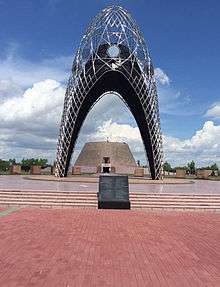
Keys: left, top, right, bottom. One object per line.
{"left": 131, "top": 205, "right": 220, "bottom": 210}
{"left": 0, "top": 198, "right": 97, "bottom": 204}
{"left": 0, "top": 200, "right": 97, "bottom": 208}
{"left": 0, "top": 194, "right": 97, "bottom": 201}
{"left": 0, "top": 190, "right": 220, "bottom": 211}
{"left": 2, "top": 195, "right": 219, "bottom": 203}
{"left": 130, "top": 194, "right": 220, "bottom": 198}
{"left": 0, "top": 190, "right": 97, "bottom": 196}
{"left": 131, "top": 202, "right": 220, "bottom": 208}
{"left": 1, "top": 197, "right": 220, "bottom": 205}
{"left": 130, "top": 192, "right": 220, "bottom": 198}
{"left": 1, "top": 191, "right": 219, "bottom": 199}
{"left": 0, "top": 190, "right": 98, "bottom": 208}
{"left": 130, "top": 198, "right": 220, "bottom": 203}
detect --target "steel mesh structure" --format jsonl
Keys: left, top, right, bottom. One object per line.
{"left": 55, "top": 5, "right": 163, "bottom": 179}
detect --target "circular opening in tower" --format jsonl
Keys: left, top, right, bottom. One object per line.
{"left": 107, "top": 45, "right": 120, "bottom": 58}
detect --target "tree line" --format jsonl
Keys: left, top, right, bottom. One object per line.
{"left": 0, "top": 158, "right": 50, "bottom": 172}
{"left": 163, "top": 160, "right": 219, "bottom": 175}
{"left": 1, "top": 158, "right": 219, "bottom": 176}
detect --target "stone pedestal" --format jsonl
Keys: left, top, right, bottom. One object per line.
{"left": 134, "top": 167, "right": 144, "bottom": 177}
{"left": 10, "top": 165, "right": 21, "bottom": 175}
{"left": 176, "top": 169, "right": 186, "bottom": 178}
{"left": 31, "top": 165, "right": 41, "bottom": 175}
{"left": 98, "top": 175, "right": 130, "bottom": 209}
{"left": 197, "top": 169, "right": 212, "bottom": 179}
{"left": 72, "top": 166, "right": 81, "bottom": 175}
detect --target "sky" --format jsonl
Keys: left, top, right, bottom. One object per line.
{"left": 0, "top": 0, "right": 220, "bottom": 167}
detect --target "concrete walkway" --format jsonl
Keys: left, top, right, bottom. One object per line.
{"left": 24, "top": 175, "right": 193, "bottom": 184}
{"left": 1, "top": 175, "right": 220, "bottom": 194}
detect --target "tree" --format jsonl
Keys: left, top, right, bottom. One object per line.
{"left": 163, "top": 161, "right": 172, "bottom": 172}
{"left": 209, "top": 163, "right": 219, "bottom": 176}
{"left": 9, "top": 158, "right": 16, "bottom": 165}
{"left": 210, "top": 163, "right": 219, "bottom": 171}
{"left": 0, "top": 160, "right": 10, "bottom": 172}
{"left": 20, "top": 158, "right": 48, "bottom": 171}
{"left": 34, "top": 158, "right": 48, "bottom": 167}
{"left": 174, "top": 166, "right": 188, "bottom": 171}
{"left": 187, "top": 161, "right": 196, "bottom": 174}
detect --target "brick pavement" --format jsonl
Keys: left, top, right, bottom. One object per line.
{"left": 0, "top": 208, "right": 219, "bottom": 286}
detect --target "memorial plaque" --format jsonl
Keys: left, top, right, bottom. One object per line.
{"left": 98, "top": 175, "right": 130, "bottom": 209}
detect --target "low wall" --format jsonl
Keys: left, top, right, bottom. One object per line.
{"left": 197, "top": 169, "right": 212, "bottom": 179}
{"left": 72, "top": 166, "right": 81, "bottom": 175}
{"left": 30, "top": 165, "right": 41, "bottom": 175}
{"left": 134, "top": 168, "right": 144, "bottom": 177}
{"left": 72, "top": 165, "right": 150, "bottom": 176}
{"left": 10, "top": 165, "right": 21, "bottom": 175}
{"left": 176, "top": 169, "right": 186, "bottom": 178}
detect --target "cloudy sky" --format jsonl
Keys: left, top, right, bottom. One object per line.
{"left": 0, "top": 0, "right": 220, "bottom": 167}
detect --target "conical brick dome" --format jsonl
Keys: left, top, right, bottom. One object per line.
{"left": 74, "top": 141, "right": 137, "bottom": 174}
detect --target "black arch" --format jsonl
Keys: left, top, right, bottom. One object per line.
{"left": 64, "top": 70, "right": 156, "bottom": 179}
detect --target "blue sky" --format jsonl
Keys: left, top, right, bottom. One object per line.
{"left": 0, "top": 0, "right": 220, "bottom": 167}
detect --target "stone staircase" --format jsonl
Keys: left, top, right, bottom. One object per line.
{"left": 0, "top": 190, "right": 97, "bottom": 208}
{"left": 130, "top": 193, "right": 220, "bottom": 211}
{"left": 0, "top": 189, "right": 220, "bottom": 211}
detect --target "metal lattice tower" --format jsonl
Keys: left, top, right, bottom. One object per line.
{"left": 55, "top": 5, "right": 163, "bottom": 179}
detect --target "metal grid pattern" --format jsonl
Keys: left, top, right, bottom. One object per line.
{"left": 55, "top": 5, "right": 163, "bottom": 179}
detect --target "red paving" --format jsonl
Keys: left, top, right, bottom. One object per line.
{"left": 0, "top": 207, "right": 6, "bottom": 212}
{"left": 0, "top": 208, "right": 219, "bottom": 287}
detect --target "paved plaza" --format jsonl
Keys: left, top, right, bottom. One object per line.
{"left": 1, "top": 175, "right": 220, "bottom": 194}
{"left": 0, "top": 207, "right": 219, "bottom": 286}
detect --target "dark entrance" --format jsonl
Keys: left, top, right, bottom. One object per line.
{"left": 103, "top": 167, "right": 110, "bottom": 173}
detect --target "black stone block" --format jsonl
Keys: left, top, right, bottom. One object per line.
{"left": 98, "top": 175, "right": 130, "bottom": 209}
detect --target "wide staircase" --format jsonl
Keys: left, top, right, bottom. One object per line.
{"left": 130, "top": 192, "right": 220, "bottom": 211}
{"left": 0, "top": 189, "right": 220, "bottom": 211}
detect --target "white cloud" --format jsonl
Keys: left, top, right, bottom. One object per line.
{"left": 0, "top": 79, "right": 23, "bottom": 100}
{"left": 206, "top": 103, "right": 220, "bottom": 119}
{"left": 0, "top": 46, "right": 72, "bottom": 90}
{"left": 0, "top": 79, "right": 64, "bottom": 123}
{"left": 0, "top": 79, "right": 65, "bottom": 162}
{"left": 87, "top": 120, "right": 220, "bottom": 167}
{"left": 163, "top": 121, "right": 220, "bottom": 166}
{"left": 95, "top": 120, "right": 141, "bottom": 142}
{"left": 72, "top": 95, "right": 145, "bottom": 164}
{"left": 86, "top": 119, "right": 146, "bottom": 165}
{"left": 154, "top": 67, "right": 170, "bottom": 85}
{"left": 0, "top": 49, "right": 217, "bottom": 168}
{"left": 1, "top": 78, "right": 219, "bottom": 167}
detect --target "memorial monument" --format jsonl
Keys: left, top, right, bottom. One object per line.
{"left": 74, "top": 141, "right": 137, "bottom": 174}
{"left": 55, "top": 5, "right": 163, "bottom": 179}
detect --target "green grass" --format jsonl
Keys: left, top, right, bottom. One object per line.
{"left": 0, "top": 207, "right": 20, "bottom": 217}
